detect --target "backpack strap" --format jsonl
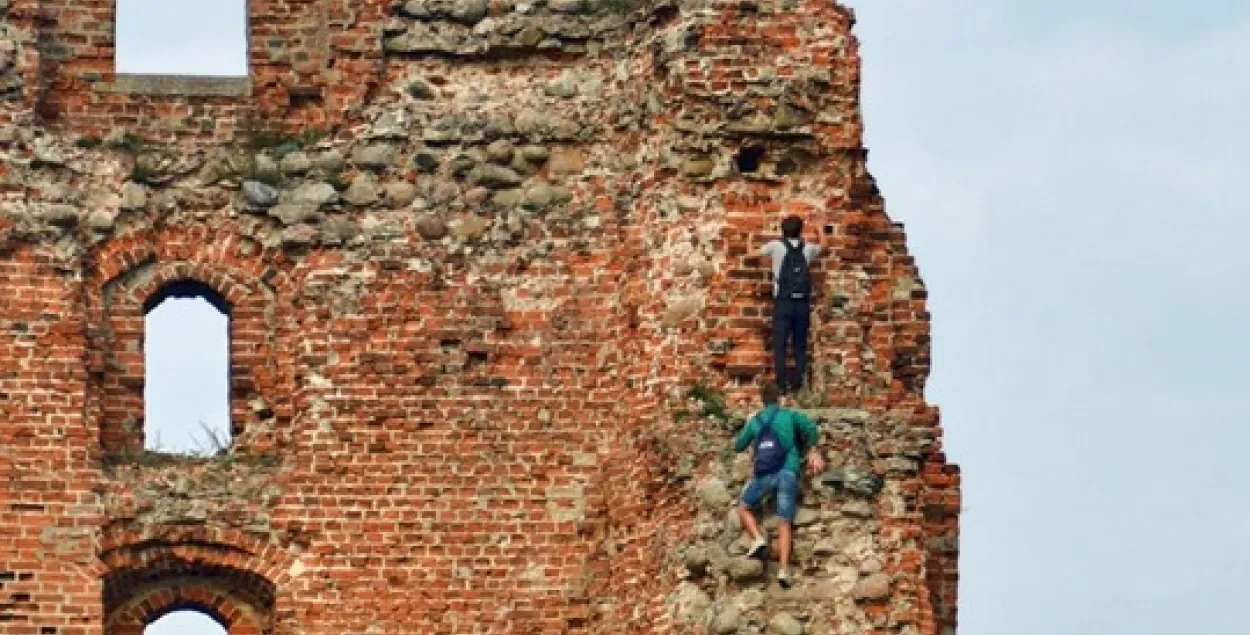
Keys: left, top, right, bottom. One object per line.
{"left": 782, "top": 239, "right": 804, "bottom": 256}
{"left": 757, "top": 406, "right": 780, "bottom": 431}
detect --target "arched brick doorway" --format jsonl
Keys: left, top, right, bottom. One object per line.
{"left": 104, "top": 564, "right": 275, "bottom": 635}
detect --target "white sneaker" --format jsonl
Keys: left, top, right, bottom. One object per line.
{"left": 777, "top": 568, "right": 792, "bottom": 589}
{"left": 747, "top": 536, "right": 767, "bottom": 558}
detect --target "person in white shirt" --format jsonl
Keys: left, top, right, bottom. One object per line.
{"left": 759, "top": 216, "right": 822, "bottom": 395}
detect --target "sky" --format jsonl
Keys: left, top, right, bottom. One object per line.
{"left": 121, "top": 0, "right": 1250, "bottom": 634}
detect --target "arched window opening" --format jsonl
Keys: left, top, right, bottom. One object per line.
{"left": 144, "top": 280, "right": 231, "bottom": 456}
{"left": 115, "top": 0, "right": 248, "bottom": 77}
{"left": 145, "top": 608, "right": 227, "bottom": 635}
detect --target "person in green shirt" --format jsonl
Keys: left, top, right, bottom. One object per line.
{"left": 734, "top": 380, "right": 824, "bottom": 587}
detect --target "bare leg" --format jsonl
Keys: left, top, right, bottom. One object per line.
{"left": 778, "top": 521, "right": 793, "bottom": 568}
{"left": 738, "top": 504, "right": 764, "bottom": 542}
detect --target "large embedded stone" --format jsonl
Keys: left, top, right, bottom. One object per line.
{"left": 671, "top": 582, "right": 711, "bottom": 623}
{"left": 41, "top": 204, "right": 78, "bottom": 227}
{"left": 449, "top": 0, "right": 488, "bottom": 24}
{"left": 279, "top": 151, "right": 312, "bottom": 175}
{"left": 769, "top": 613, "right": 803, "bottom": 635}
{"left": 680, "top": 156, "right": 715, "bottom": 177}
{"left": 697, "top": 477, "right": 732, "bottom": 509}
{"left": 521, "top": 182, "right": 554, "bottom": 210}
{"left": 727, "top": 557, "right": 764, "bottom": 582}
{"left": 289, "top": 182, "right": 339, "bottom": 208}
{"left": 242, "top": 181, "right": 279, "bottom": 208}
{"left": 87, "top": 211, "right": 115, "bottom": 232}
{"left": 384, "top": 182, "right": 418, "bottom": 207}
{"left": 468, "top": 164, "right": 523, "bottom": 189}
{"left": 253, "top": 154, "right": 280, "bottom": 182}
{"left": 342, "top": 176, "right": 380, "bottom": 207}
{"left": 315, "top": 150, "right": 346, "bottom": 173}
{"left": 119, "top": 182, "right": 147, "bottom": 210}
{"left": 712, "top": 607, "right": 742, "bottom": 635}
{"left": 450, "top": 213, "right": 488, "bottom": 239}
{"left": 851, "top": 573, "right": 890, "bottom": 600}
{"left": 485, "top": 140, "right": 514, "bottom": 164}
{"left": 548, "top": 148, "right": 584, "bottom": 174}
{"left": 415, "top": 216, "right": 448, "bottom": 240}
{"left": 352, "top": 144, "right": 398, "bottom": 171}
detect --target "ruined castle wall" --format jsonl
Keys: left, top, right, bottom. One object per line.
{"left": 0, "top": 0, "right": 959, "bottom": 634}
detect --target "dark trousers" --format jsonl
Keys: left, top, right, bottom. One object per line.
{"left": 772, "top": 298, "right": 811, "bottom": 393}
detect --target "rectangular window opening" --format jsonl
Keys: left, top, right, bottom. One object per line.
{"left": 115, "top": 0, "right": 249, "bottom": 79}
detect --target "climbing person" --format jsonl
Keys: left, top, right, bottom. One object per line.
{"left": 760, "top": 215, "right": 822, "bottom": 397}
{"left": 735, "top": 380, "right": 824, "bottom": 588}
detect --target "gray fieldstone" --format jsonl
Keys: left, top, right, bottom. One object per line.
{"left": 252, "top": 154, "right": 280, "bottom": 182}
{"left": 315, "top": 150, "right": 346, "bottom": 173}
{"left": 343, "top": 176, "right": 380, "bottom": 207}
{"left": 279, "top": 151, "right": 312, "bottom": 175}
{"left": 87, "top": 211, "right": 115, "bottom": 232}
{"left": 727, "top": 557, "right": 764, "bottom": 582}
{"left": 697, "top": 477, "right": 732, "bottom": 509}
{"left": 242, "top": 181, "right": 279, "bottom": 208}
{"left": 520, "top": 145, "right": 550, "bottom": 162}
{"left": 841, "top": 501, "right": 873, "bottom": 519}
{"left": 449, "top": 0, "right": 488, "bottom": 24}
{"left": 680, "top": 156, "right": 715, "bottom": 177}
{"left": 449, "top": 153, "right": 477, "bottom": 176}
{"left": 352, "top": 144, "right": 398, "bottom": 171}
{"left": 384, "top": 182, "right": 418, "bottom": 207}
{"left": 491, "top": 189, "right": 524, "bottom": 207}
{"left": 119, "top": 182, "right": 147, "bottom": 210}
{"left": 545, "top": 73, "right": 579, "bottom": 98}
{"left": 469, "top": 164, "right": 523, "bottom": 189}
{"left": 41, "top": 204, "right": 78, "bottom": 227}
{"left": 451, "top": 213, "right": 488, "bottom": 239}
{"left": 485, "top": 140, "right": 515, "bottom": 164}
{"left": 290, "top": 182, "right": 339, "bottom": 208}
{"left": 522, "top": 182, "right": 554, "bottom": 210}
{"left": 769, "top": 612, "right": 803, "bottom": 635}
{"left": 712, "top": 607, "right": 741, "bottom": 635}
{"left": 671, "top": 582, "right": 711, "bottom": 623}
{"left": 851, "top": 573, "right": 890, "bottom": 600}
{"left": 320, "top": 218, "right": 358, "bottom": 245}
{"left": 548, "top": 148, "right": 584, "bottom": 174}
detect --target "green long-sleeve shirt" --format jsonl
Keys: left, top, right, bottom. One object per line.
{"left": 734, "top": 405, "right": 820, "bottom": 474}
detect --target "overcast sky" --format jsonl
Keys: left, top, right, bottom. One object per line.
{"left": 125, "top": 1, "right": 1250, "bottom": 634}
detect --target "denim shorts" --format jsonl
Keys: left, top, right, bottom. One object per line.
{"left": 740, "top": 469, "right": 799, "bottom": 523}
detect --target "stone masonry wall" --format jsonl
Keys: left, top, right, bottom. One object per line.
{"left": 0, "top": 1, "right": 960, "bottom": 634}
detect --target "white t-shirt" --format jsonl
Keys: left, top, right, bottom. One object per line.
{"left": 760, "top": 238, "right": 821, "bottom": 298}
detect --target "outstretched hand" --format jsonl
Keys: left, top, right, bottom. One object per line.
{"left": 806, "top": 449, "right": 826, "bottom": 475}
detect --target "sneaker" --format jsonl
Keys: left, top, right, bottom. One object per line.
{"left": 777, "top": 568, "right": 792, "bottom": 589}
{"left": 746, "top": 536, "right": 767, "bottom": 558}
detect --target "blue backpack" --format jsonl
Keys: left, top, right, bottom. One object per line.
{"left": 752, "top": 409, "right": 788, "bottom": 476}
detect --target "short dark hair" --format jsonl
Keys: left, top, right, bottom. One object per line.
{"left": 759, "top": 380, "right": 780, "bottom": 405}
{"left": 781, "top": 216, "right": 803, "bottom": 239}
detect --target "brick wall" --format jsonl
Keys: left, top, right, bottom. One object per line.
{"left": 0, "top": 0, "right": 959, "bottom": 634}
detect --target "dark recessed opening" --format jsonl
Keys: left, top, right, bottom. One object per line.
{"left": 735, "top": 146, "right": 766, "bottom": 174}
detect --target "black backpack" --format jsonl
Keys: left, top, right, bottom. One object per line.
{"left": 752, "top": 409, "right": 788, "bottom": 476}
{"left": 777, "top": 240, "right": 811, "bottom": 300}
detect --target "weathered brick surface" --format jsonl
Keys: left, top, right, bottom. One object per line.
{"left": 0, "top": 1, "right": 959, "bottom": 634}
